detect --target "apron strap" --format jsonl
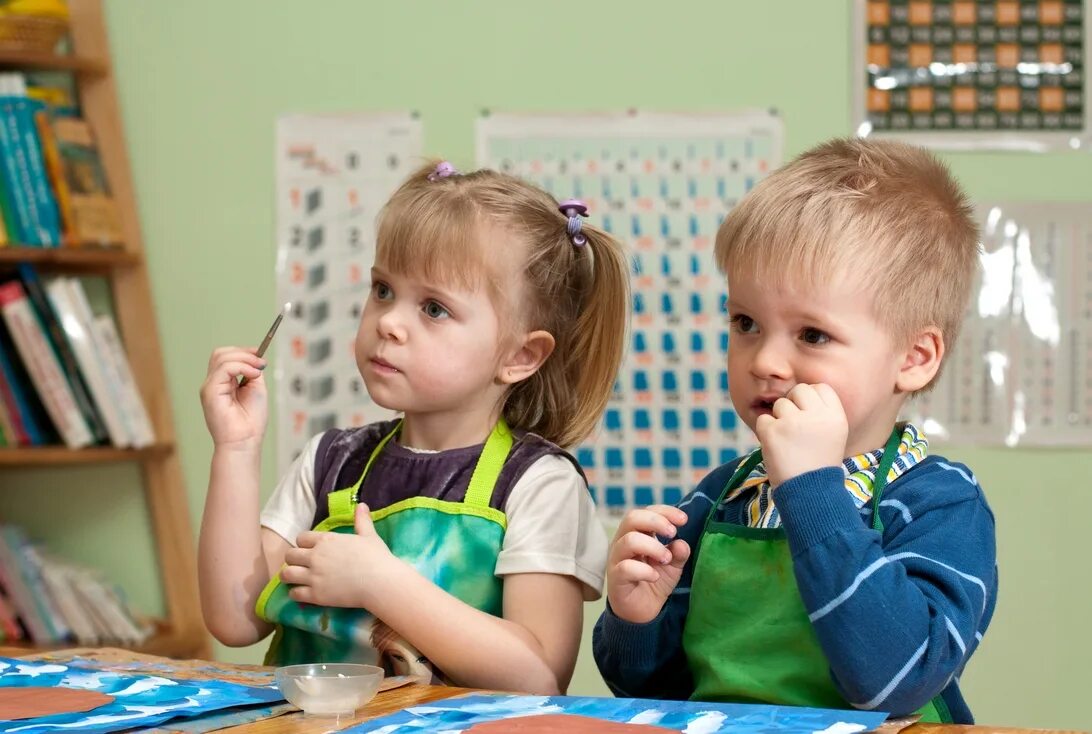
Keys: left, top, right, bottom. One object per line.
{"left": 705, "top": 424, "right": 904, "bottom": 535}
{"left": 329, "top": 418, "right": 514, "bottom": 516}
{"left": 329, "top": 421, "right": 401, "bottom": 517}
{"left": 703, "top": 449, "right": 764, "bottom": 535}
{"left": 463, "top": 419, "right": 514, "bottom": 509}
{"left": 869, "top": 425, "right": 905, "bottom": 532}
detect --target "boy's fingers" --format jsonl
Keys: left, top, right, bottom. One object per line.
{"left": 617, "top": 507, "right": 685, "bottom": 538}
{"left": 771, "top": 396, "right": 800, "bottom": 419}
{"left": 612, "top": 558, "right": 660, "bottom": 585}
{"left": 812, "top": 383, "right": 843, "bottom": 411}
{"left": 645, "top": 504, "right": 688, "bottom": 526}
{"left": 667, "top": 539, "right": 691, "bottom": 569}
{"left": 786, "top": 383, "right": 822, "bottom": 410}
{"left": 610, "top": 531, "right": 672, "bottom": 566}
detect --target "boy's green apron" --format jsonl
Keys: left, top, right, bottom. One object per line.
{"left": 682, "top": 427, "right": 951, "bottom": 722}
{"left": 256, "top": 420, "right": 512, "bottom": 671}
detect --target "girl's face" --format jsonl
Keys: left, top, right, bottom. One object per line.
{"left": 355, "top": 263, "right": 511, "bottom": 427}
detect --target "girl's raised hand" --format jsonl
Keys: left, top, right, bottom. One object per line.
{"left": 606, "top": 505, "right": 690, "bottom": 624}
{"left": 199, "top": 346, "right": 268, "bottom": 450}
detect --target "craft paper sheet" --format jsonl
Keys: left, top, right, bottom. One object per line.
{"left": 0, "top": 658, "right": 282, "bottom": 734}
{"left": 853, "top": 0, "right": 1090, "bottom": 150}
{"left": 274, "top": 114, "right": 419, "bottom": 476}
{"left": 477, "top": 111, "right": 783, "bottom": 513}
{"left": 345, "top": 693, "right": 889, "bottom": 734}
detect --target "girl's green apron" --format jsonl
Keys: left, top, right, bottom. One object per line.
{"left": 256, "top": 420, "right": 512, "bottom": 672}
{"left": 681, "top": 428, "right": 951, "bottom": 722}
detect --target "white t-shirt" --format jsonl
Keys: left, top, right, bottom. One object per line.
{"left": 260, "top": 433, "right": 609, "bottom": 600}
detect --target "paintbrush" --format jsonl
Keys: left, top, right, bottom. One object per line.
{"left": 239, "top": 302, "right": 291, "bottom": 386}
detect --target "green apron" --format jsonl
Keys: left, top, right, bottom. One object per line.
{"left": 681, "top": 427, "right": 951, "bottom": 722}
{"left": 256, "top": 420, "right": 513, "bottom": 680}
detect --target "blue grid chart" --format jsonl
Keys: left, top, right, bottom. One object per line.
{"left": 274, "top": 114, "right": 419, "bottom": 476}
{"left": 478, "top": 112, "right": 784, "bottom": 513}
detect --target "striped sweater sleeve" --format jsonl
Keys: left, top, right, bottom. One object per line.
{"left": 775, "top": 458, "right": 997, "bottom": 717}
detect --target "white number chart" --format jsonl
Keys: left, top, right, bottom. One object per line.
{"left": 478, "top": 111, "right": 783, "bottom": 514}
{"left": 911, "top": 202, "right": 1092, "bottom": 447}
{"left": 274, "top": 113, "right": 420, "bottom": 475}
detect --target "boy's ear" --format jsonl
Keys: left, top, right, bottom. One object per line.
{"left": 896, "top": 326, "right": 944, "bottom": 393}
{"left": 498, "top": 330, "right": 555, "bottom": 385}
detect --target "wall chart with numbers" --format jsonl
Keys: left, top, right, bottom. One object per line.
{"left": 911, "top": 202, "right": 1092, "bottom": 446}
{"left": 273, "top": 113, "right": 417, "bottom": 476}
{"left": 853, "top": 0, "right": 1090, "bottom": 150}
{"left": 477, "top": 111, "right": 783, "bottom": 514}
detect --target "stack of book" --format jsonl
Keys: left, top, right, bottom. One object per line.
{"left": 0, "top": 523, "right": 153, "bottom": 646}
{"left": 0, "top": 262, "right": 154, "bottom": 449}
{"left": 0, "top": 70, "right": 122, "bottom": 248}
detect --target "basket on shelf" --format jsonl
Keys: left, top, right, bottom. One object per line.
{"left": 0, "top": 0, "right": 69, "bottom": 53}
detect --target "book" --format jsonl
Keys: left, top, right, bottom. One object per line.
{"left": 0, "top": 313, "right": 56, "bottom": 445}
{"left": 34, "top": 108, "right": 74, "bottom": 245}
{"left": 92, "top": 312, "right": 155, "bottom": 447}
{"left": 0, "top": 73, "right": 58, "bottom": 246}
{"left": 0, "top": 280, "right": 92, "bottom": 448}
{"left": 15, "top": 263, "right": 107, "bottom": 443}
{"left": 16, "top": 533, "right": 72, "bottom": 642}
{"left": 51, "top": 117, "right": 122, "bottom": 246}
{"left": 0, "top": 586, "right": 24, "bottom": 641}
{"left": 38, "top": 557, "right": 99, "bottom": 645}
{"left": 0, "top": 525, "right": 54, "bottom": 642}
{"left": 0, "top": 385, "right": 13, "bottom": 444}
{"left": 73, "top": 570, "right": 150, "bottom": 645}
{"left": 45, "top": 276, "right": 130, "bottom": 446}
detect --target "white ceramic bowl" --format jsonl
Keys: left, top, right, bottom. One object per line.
{"left": 274, "top": 663, "right": 384, "bottom": 716}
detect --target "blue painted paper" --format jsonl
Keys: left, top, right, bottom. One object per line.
{"left": 0, "top": 658, "right": 283, "bottom": 734}
{"left": 347, "top": 694, "right": 889, "bottom": 734}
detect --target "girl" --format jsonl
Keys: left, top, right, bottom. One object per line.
{"left": 198, "top": 161, "right": 629, "bottom": 695}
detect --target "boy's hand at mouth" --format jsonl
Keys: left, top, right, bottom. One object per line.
{"left": 755, "top": 383, "right": 848, "bottom": 488}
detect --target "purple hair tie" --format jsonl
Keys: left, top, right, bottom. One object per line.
{"left": 428, "top": 161, "right": 458, "bottom": 182}
{"left": 558, "top": 199, "right": 589, "bottom": 247}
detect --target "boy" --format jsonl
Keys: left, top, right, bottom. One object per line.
{"left": 594, "top": 138, "right": 997, "bottom": 724}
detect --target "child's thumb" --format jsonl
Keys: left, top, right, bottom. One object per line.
{"left": 667, "top": 539, "right": 691, "bottom": 570}
{"left": 354, "top": 503, "right": 374, "bottom": 535}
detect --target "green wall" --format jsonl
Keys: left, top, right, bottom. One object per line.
{"left": 0, "top": 1, "right": 1088, "bottom": 729}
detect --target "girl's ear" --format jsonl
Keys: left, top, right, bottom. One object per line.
{"left": 896, "top": 326, "right": 944, "bottom": 393}
{"left": 498, "top": 330, "right": 555, "bottom": 385}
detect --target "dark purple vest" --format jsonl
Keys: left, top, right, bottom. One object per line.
{"left": 310, "top": 420, "right": 586, "bottom": 528}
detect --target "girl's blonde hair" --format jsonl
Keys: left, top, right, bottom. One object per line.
{"left": 374, "top": 161, "right": 630, "bottom": 448}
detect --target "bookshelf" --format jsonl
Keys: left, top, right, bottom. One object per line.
{"left": 0, "top": 0, "right": 208, "bottom": 658}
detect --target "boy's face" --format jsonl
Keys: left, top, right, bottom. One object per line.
{"left": 725, "top": 269, "right": 909, "bottom": 458}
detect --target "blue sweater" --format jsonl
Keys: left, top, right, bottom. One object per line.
{"left": 593, "top": 455, "right": 997, "bottom": 724}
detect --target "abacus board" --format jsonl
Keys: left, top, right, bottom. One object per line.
{"left": 853, "top": 0, "right": 1090, "bottom": 149}
{"left": 273, "top": 113, "right": 417, "bottom": 476}
{"left": 477, "top": 111, "right": 783, "bottom": 513}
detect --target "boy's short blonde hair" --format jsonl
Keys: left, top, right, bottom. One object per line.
{"left": 715, "top": 138, "right": 980, "bottom": 376}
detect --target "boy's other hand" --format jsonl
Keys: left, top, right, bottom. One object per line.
{"left": 756, "top": 383, "right": 848, "bottom": 488}
{"left": 606, "top": 505, "right": 690, "bottom": 624}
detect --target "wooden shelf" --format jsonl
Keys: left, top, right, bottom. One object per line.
{"left": 0, "top": 443, "right": 173, "bottom": 467}
{"left": 0, "top": 1, "right": 212, "bottom": 661}
{"left": 0, "top": 50, "right": 108, "bottom": 75}
{"left": 0, "top": 623, "right": 205, "bottom": 660}
{"left": 0, "top": 246, "right": 138, "bottom": 272}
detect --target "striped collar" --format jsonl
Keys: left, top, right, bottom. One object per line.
{"left": 724, "top": 423, "right": 929, "bottom": 528}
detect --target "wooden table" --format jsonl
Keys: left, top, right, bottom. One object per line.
{"left": 0, "top": 647, "right": 1081, "bottom": 734}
